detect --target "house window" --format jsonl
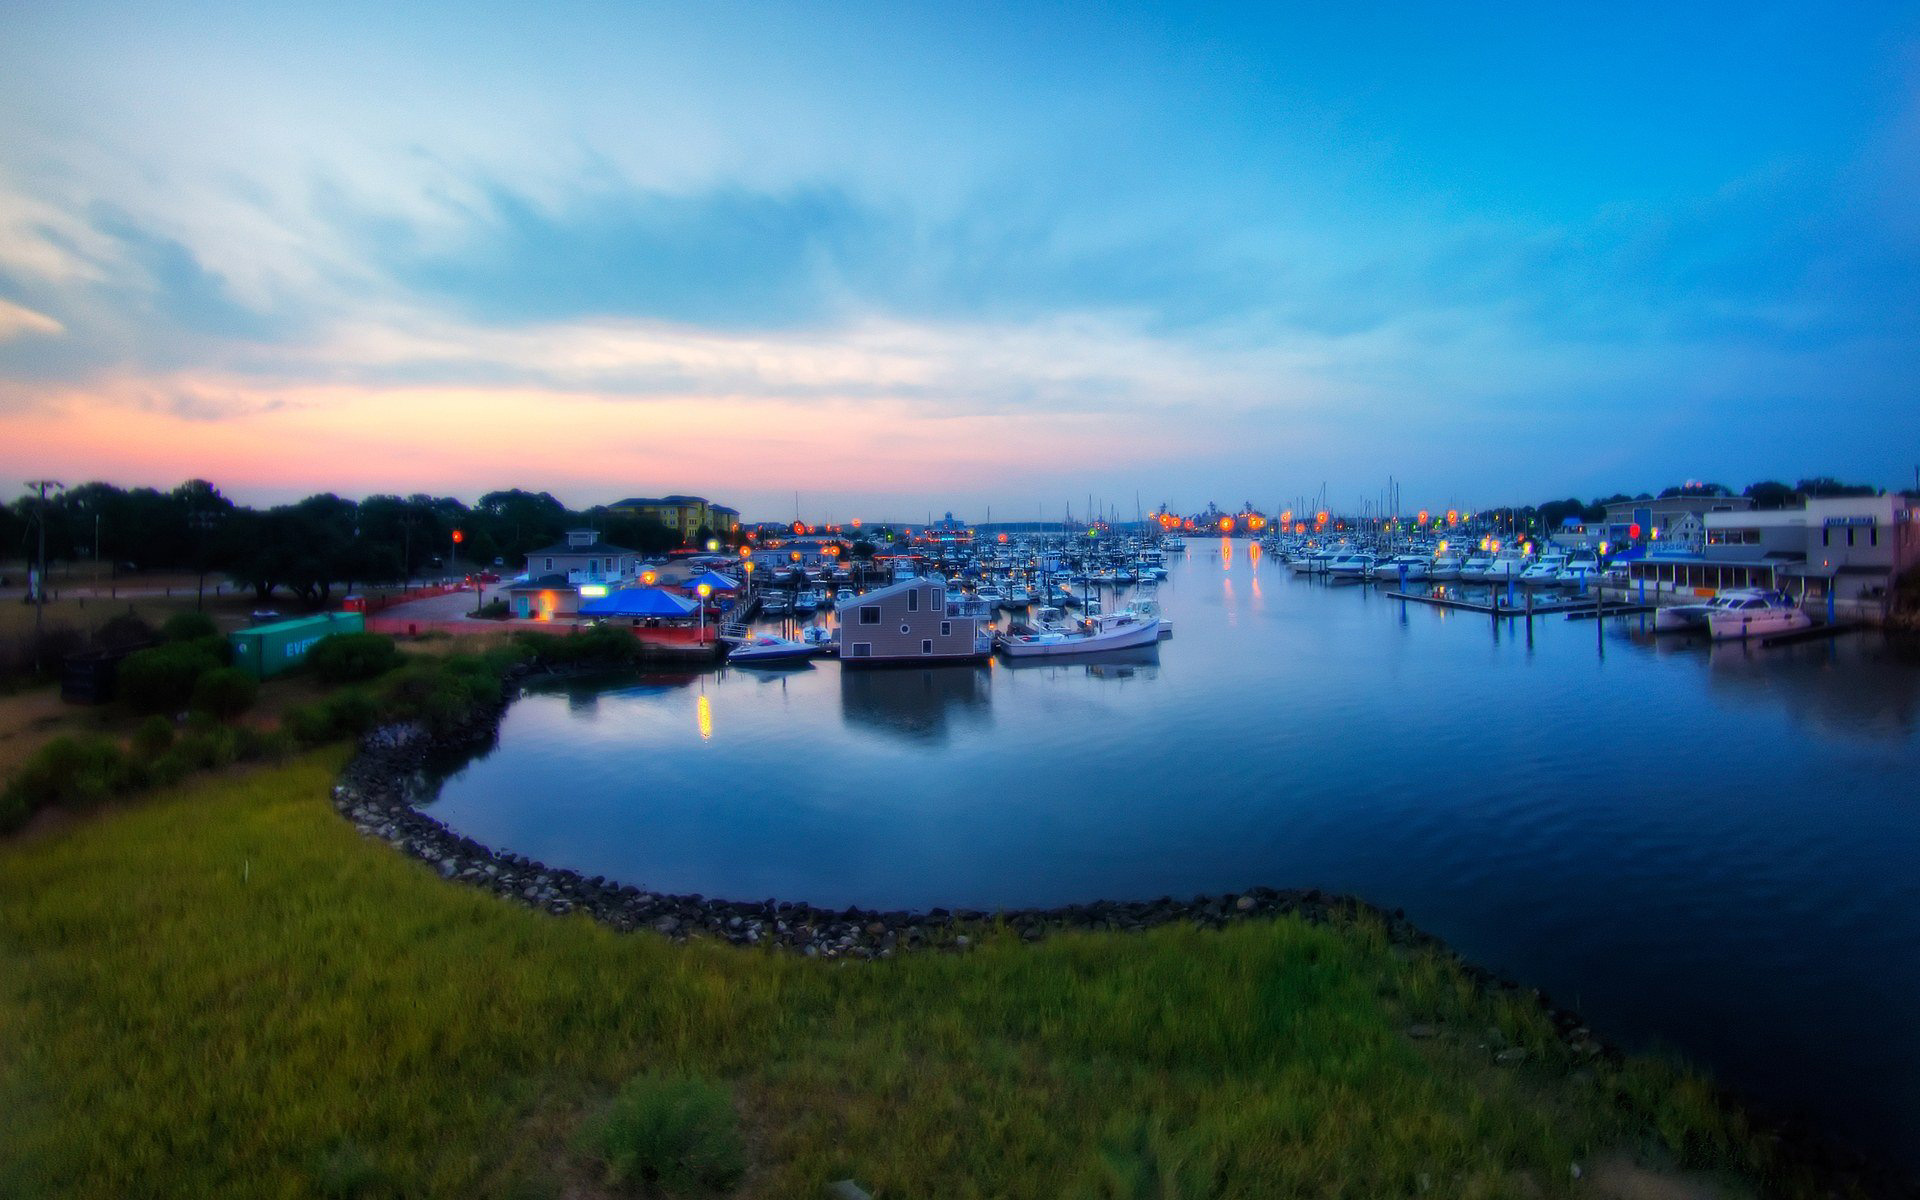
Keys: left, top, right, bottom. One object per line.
{"left": 922, "top": 639, "right": 933, "bottom": 654}
{"left": 850, "top": 643, "right": 871, "bottom": 658}
{"left": 1870, "top": 527, "right": 1878, "bottom": 546}
{"left": 859, "top": 606, "right": 880, "bottom": 625}
{"left": 545, "top": 557, "right": 554, "bottom": 570}
{"left": 906, "top": 589, "right": 918, "bottom": 612}
{"left": 941, "top": 621, "right": 951, "bottom": 636}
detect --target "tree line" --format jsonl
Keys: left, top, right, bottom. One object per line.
{"left": 2, "top": 481, "right": 733, "bottom": 601}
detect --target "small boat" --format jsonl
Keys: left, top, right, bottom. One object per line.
{"left": 725, "top": 633, "right": 818, "bottom": 664}
{"left": 1428, "top": 554, "right": 1463, "bottom": 581}
{"left": 792, "top": 588, "right": 826, "bottom": 614}
{"left": 1325, "top": 551, "right": 1376, "bottom": 580}
{"left": 1007, "top": 585, "right": 1033, "bottom": 607}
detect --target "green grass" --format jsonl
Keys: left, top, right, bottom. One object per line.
{"left": 0, "top": 755, "right": 1821, "bottom": 1198}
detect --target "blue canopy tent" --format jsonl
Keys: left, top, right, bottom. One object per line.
{"left": 578, "top": 587, "right": 697, "bottom": 619}
{"left": 685, "top": 570, "right": 740, "bottom": 592}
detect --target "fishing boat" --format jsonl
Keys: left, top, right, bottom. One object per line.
{"left": 996, "top": 608, "right": 1162, "bottom": 658}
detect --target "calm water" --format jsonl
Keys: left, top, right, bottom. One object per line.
{"left": 426, "top": 543, "right": 1920, "bottom": 1168}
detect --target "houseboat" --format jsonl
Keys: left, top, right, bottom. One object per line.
{"left": 834, "top": 576, "right": 994, "bottom": 667}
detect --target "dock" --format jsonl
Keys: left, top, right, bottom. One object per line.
{"left": 1760, "top": 622, "right": 1866, "bottom": 648}
{"left": 1384, "top": 591, "right": 1654, "bottom": 619}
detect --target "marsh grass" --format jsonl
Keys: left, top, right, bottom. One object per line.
{"left": 0, "top": 755, "right": 1830, "bottom": 1198}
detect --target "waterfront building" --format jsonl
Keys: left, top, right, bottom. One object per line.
{"left": 1625, "top": 496, "right": 1918, "bottom": 620}
{"left": 507, "top": 529, "right": 643, "bottom": 620}
{"left": 835, "top": 576, "right": 992, "bottom": 665}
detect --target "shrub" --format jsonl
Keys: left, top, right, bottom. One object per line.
{"left": 376, "top": 664, "right": 488, "bottom": 735}
{"left": 3, "top": 734, "right": 135, "bottom": 813}
{"left": 474, "top": 598, "right": 510, "bottom": 620}
{"left": 0, "top": 788, "right": 27, "bottom": 833}
{"left": 161, "top": 611, "right": 219, "bottom": 643}
{"left": 235, "top": 726, "right": 295, "bottom": 763}
{"left": 168, "top": 726, "right": 240, "bottom": 772}
{"left": 131, "top": 715, "right": 176, "bottom": 759}
{"left": 190, "top": 667, "right": 259, "bottom": 720}
{"left": 97, "top": 612, "right": 159, "bottom": 650}
{"left": 579, "top": 1072, "right": 746, "bottom": 1195}
{"left": 118, "top": 643, "right": 222, "bottom": 714}
{"left": 308, "top": 633, "right": 400, "bottom": 684}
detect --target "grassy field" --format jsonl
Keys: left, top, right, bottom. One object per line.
{"left": 0, "top": 755, "right": 1820, "bottom": 1199}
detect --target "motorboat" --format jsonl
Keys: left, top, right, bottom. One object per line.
{"left": 1007, "top": 584, "right": 1033, "bottom": 607}
{"left": 1482, "top": 553, "right": 1528, "bottom": 583}
{"left": 724, "top": 633, "right": 818, "bottom": 664}
{"left": 975, "top": 584, "right": 1005, "bottom": 607}
{"left": 801, "top": 625, "right": 837, "bottom": 653}
{"left": 1459, "top": 553, "right": 1493, "bottom": 581}
{"left": 996, "top": 608, "right": 1162, "bottom": 657}
{"left": 1371, "top": 554, "right": 1429, "bottom": 582}
{"left": 1122, "top": 593, "right": 1173, "bottom": 639}
{"left": 1705, "top": 590, "right": 1813, "bottom": 641}
{"left": 1518, "top": 556, "right": 1568, "bottom": 587}
{"left": 1324, "top": 551, "right": 1376, "bottom": 580}
{"left": 1428, "top": 554, "right": 1464, "bottom": 581}
{"left": 1555, "top": 562, "right": 1600, "bottom": 590}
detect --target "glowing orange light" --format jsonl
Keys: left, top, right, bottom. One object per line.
{"left": 792, "top": 521, "right": 805, "bottom": 535}
{"left": 1294, "top": 522, "right": 1307, "bottom": 534}
{"left": 1218, "top": 516, "right": 1235, "bottom": 533}
{"left": 1628, "top": 523, "right": 1643, "bottom": 540}
{"left": 1418, "top": 510, "right": 1430, "bottom": 525}
{"left": 1316, "top": 511, "right": 1330, "bottom": 525}
{"left": 1280, "top": 510, "right": 1292, "bottom": 525}
{"left": 851, "top": 518, "right": 862, "bottom": 528}
{"left": 1248, "top": 514, "right": 1267, "bottom": 530}
{"left": 740, "top": 546, "right": 752, "bottom": 558}
{"left": 451, "top": 529, "right": 464, "bottom": 544}
{"left": 641, "top": 571, "right": 657, "bottom": 585}
{"left": 790, "top": 551, "right": 802, "bottom": 562}
{"left": 1446, "top": 509, "right": 1459, "bottom": 526}
{"left": 998, "top": 532, "right": 1009, "bottom": 543}
{"left": 697, "top": 694, "right": 712, "bottom": 741}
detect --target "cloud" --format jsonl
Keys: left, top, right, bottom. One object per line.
{"left": 0, "top": 297, "right": 62, "bottom": 341}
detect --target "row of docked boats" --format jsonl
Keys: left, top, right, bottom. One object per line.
{"left": 1282, "top": 543, "right": 1603, "bottom": 589}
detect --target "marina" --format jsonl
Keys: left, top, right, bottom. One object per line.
{"left": 424, "top": 541, "right": 1920, "bottom": 1173}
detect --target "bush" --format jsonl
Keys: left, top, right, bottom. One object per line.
{"left": 97, "top": 612, "right": 159, "bottom": 650}
{"left": 132, "top": 715, "right": 176, "bottom": 759}
{"left": 118, "top": 642, "right": 223, "bottom": 714}
{"left": 0, "top": 788, "right": 26, "bottom": 833}
{"left": 474, "top": 598, "right": 510, "bottom": 620}
{"left": 190, "top": 667, "right": 259, "bottom": 720}
{"left": 307, "top": 633, "right": 401, "bottom": 684}
{"left": 579, "top": 1072, "right": 746, "bottom": 1195}
{"left": 166, "top": 726, "right": 240, "bottom": 773}
{"left": 235, "top": 726, "right": 295, "bottom": 763}
{"left": 377, "top": 663, "right": 496, "bottom": 735}
{"left": 162, "top": 611, "right": 220, "bottom": 643}
{"left": 3, "top": 734, "right": 135, "bottom": 813}
{"left": 284, "top": 689, "right": 379, "bottom": 748}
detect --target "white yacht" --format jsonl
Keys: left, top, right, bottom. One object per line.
{"left": 1371, "top": 554, "right": 1429, "bottom": 582}
{"left": 1705, "top": 590, "right": 1813, "bottom": 641}
{"left": 1428, "top": 553, "right": 1464, "bottom": 581}
{"left": 1324, "top": 550, "right": 1376, "bottom": 579}
{"left": 1459, "top": 553, "right": 1494, "bottom": 581}
{"left": 1518, "top": 554, "right": 1568, "bottom": 587}
{"left": 1482, "top": 552, "right": 1528, "bottom": 583}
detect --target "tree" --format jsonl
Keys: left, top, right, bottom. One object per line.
{"left": 1742, "top": 480, "right": 1799, "bottom": 510}
{"left": 472, "top": 489, "right": 571, "bottom": 561}
{"left": 1795, "top": 477, "right": 1878, "bottom": 499}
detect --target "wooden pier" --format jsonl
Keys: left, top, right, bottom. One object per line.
{"left": 1384, "top": 591, "right": 1654, "bottom": 619}
{"left": 1760, "top": 622, "right": 1866, "bottom": 648}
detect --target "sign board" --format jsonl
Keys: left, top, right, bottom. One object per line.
{"left": 1821, "top": 516, "right": 1877, "bottom": 528}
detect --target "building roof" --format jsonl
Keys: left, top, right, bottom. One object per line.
{"left": 609, "top": 495, "right": 708, "bottom": 508}
{"left": 526, "top": 538, "right": 634, "bottom": 558}
{"left": 834, "top": 574, "right": 936, "bottom": 610}
{"left": 507, "top": 573, "right": 575, "bottom": 591}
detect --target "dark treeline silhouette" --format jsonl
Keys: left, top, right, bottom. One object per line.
{"left": 3, "top": 481, "right": 731, "bottom": 601}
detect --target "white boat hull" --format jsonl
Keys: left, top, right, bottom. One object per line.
{"left": 997, "top": 616, "right": 1162, "bottom": 658}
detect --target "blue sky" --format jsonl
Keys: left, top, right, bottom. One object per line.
{"left": 1, "top": 1, "right": 1915, "bottom": 519}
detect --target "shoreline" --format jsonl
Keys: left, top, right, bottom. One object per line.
{"left": 333, "top": 666, "right": 1911, "bottom": 1197}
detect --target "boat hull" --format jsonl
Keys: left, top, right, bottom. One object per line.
{"left": 996, "top": 616, "right": 1162, "bottom": 658}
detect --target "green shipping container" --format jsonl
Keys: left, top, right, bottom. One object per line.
{"left": 228, "top": 612, "right": 366, "bottom": 679}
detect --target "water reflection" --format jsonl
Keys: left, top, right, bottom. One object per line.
{"left": 839, "top": 665, "right": 993, "bottom": 744}
{"left": 998, "top": 644, "right": 1161, "bottom": 681}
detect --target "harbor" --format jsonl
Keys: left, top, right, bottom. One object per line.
{"left": 420, "top": 540, "right": 1920, "bottom": 1175}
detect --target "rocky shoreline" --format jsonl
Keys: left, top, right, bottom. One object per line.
{"left": 330, "top": 667, "right": 1907, "bottom": 1197}
{"left": 332, "top": 669, "right": 1609, "bottom": 1042}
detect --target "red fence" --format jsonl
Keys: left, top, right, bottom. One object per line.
{"left": 344, "top": 583, "right": 470, "bottom": 615}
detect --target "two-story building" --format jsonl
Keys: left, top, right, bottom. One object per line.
{"left": 506, "top": 530, "right": 643, "bottom": 620}
{"left": 835, "top": 576, "right": 992, "bottom": 666}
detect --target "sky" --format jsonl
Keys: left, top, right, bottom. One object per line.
{"left": 1, "top": 1, "right": 1916, "bottom": 522}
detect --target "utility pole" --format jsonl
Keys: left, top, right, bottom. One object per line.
{"left": 25, "top": 479, "right": 65, "bottom": 675}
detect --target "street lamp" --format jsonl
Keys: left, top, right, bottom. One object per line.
{"left": 697, "top": 582, "right": 712, "bottom": 642}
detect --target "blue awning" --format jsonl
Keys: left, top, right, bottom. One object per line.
{"left": 686, "top": 570, "right": 740, "bottom": 592}
{"left": 579, "top": 587, "right": 697, "bottom": 617}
